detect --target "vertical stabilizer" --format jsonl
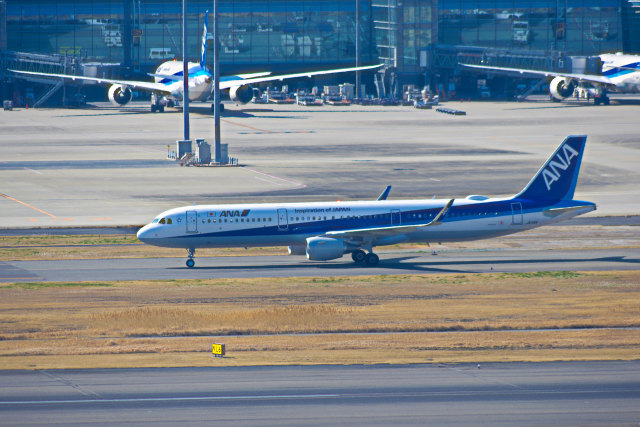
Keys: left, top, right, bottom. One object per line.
{"left": 515, "top": 135, "right": 587, "bottom": 202}
{"left": 200, "top": 10, "right": 209, "bottom": 69}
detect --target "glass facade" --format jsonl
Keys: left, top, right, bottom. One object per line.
{"left": 438, "top": 0, "right": 624, "bottom": 55}
{"left": 6, "top": 0, "right": 375, "bottom": 70}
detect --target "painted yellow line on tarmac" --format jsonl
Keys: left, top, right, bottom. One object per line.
{"left": 0, "top": 193, "right": 57, "bottom": 218}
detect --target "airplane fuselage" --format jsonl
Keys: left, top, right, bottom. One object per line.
{"left": 137, "top": 197, "right": 595, "bottom": 250}
{"left": 153, "top": 60, "right": 213, "bottom": 102}
{"left": 599, "top": 53, "right": 640, "bottom": 93}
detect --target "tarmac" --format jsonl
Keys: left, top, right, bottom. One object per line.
{"left": 1, "top": 96, "right": 639, "bottom": 229}
{"left": 2, "top": 362, "right": 639, "bottom": 426}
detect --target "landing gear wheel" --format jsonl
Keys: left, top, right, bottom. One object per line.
{"left": 351, "top": 250, "right": 366, "bottom": 263}
{"left": 365, "top": 253, "right": 379, "bottom": 266}
{"left": 186, "top": 248, "right": 196, "bottom": 268}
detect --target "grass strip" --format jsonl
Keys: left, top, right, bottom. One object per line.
{"left": 0, "top": 270, "right": 638, "bottom": 369}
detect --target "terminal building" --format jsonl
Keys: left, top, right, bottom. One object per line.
{"left": 1, "top": 0, "right": 639, "bottom": 105}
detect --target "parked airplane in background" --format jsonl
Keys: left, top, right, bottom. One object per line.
{"left": 11, "top": 11, "right": 381, "bottom": 112}
{"left": 463, "top": 52, "right": 640, "bottom": 105}
{"left": 138, "top": 135, "right": 596, "bottom": 268}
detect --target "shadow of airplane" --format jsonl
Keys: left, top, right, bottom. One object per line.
{"left": 167, "top": 254, "right": 639, "bottom": 274}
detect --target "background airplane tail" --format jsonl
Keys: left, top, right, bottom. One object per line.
{"left": 200, "top": 10, "right": 209, "bottom": 69}
{"left": 515, "top": 135, "right": 587, "bottom": 202}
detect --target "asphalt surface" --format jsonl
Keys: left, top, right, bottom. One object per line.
{"left": 2, "top": 99, "right": 640, "bottom": 228}
{"left": 2, "top": 247, "right": 638, "bottom": 282}
{"left": 1, "top": 362, "right": 639, "bottom": 426}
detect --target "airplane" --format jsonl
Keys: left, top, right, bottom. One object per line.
{"left": 137, "top": 135, "right": 596, "bottom": 268}
{"left": 10, "top": 11, "right": 381, "bottom": 112}
{"left": 462, "top": 52, "right": 640, "bottom": 105}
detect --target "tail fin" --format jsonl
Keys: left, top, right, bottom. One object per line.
{"left": 515, "top": 135, "right": 587, "bottom": 202}
{"left": 200, "top": 10, "right": 209, "bottom": 69}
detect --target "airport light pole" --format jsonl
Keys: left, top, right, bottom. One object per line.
{"left": 182, "top": 0, "right": 190, "bottom": 141}
{"left": 355, "top": 0, "right": 360, "bottom": 99}
{"left": 213, "top": 0, "right": 222, "bottom": 163}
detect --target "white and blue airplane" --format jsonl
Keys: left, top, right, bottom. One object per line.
{"left": 462, "top": 52, "right": 640, "bottom": 105}
{"left": 137, "top": 135, "right": 596, "bottom": 268}
{"left": 11, "top": 11, "right": 380, "bottom": 112}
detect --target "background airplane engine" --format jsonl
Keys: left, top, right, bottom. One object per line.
{"left": 288, "top": 245, "right": 307, "bottom": 256}
{"left": 229, "top": 85, "right": 254, "bottom": 104}
{"left": 549, "top": 76, "right": 575, "bottom": 101}
{"left": 108, "top": 85, "right": 133, "bottom": 106}
{"left": 305, "top": 237, "right": 346, "bottom": 261}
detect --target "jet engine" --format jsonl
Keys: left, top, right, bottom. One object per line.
{"left": 108, "top": 84, "right": 133, "bottom": 106}
{"left": 305, "top": 236, "right": 346, "bottom": 261}
{"left": 229, "top": 85, "right": 253, "bottom": 104}
{"left": 549, "top": 76, "right": 575, "bottom": 101}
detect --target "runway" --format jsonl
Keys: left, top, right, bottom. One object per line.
{"left": 1, "top": 361, "right": 639, "bottom": 425}
{"left": 1, "top": 247, "right": 638, "bottom": 282}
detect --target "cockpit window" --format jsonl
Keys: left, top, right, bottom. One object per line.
{"left": 167, "top": 218, "right": 172, "bottom": 224}
{"left": 152, "top": 218, "right": 160, "bottom": 223}
{"left": 159, "top": 218, "right": 166, "bottom": 224}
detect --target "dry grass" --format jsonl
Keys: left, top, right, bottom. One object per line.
{"left": 0, "top": 271, "right": 639, "bottom": 369}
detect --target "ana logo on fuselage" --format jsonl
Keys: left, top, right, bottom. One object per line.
{"left": 542, "top": 144, "right": 579, "bottom": 191}
{"left": 218, "top": 209, "right": 250, "bottom": 217}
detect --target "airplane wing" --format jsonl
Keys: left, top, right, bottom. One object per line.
{"left": 461, "top": 63, "right": 613, "bottom": 85}
{"left": 325, "top": 199, "right": 454, "bottom": 240}
{"left": 9, "top": 69, "right": 171, "bottom": 93}
{"left": 219, "top": 64, "right": 383, "bottom": 90}
{"left": 148, "top": 71, "right": 272, "bottom": 82}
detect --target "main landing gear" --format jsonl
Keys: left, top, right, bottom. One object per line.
{"left": 186, "top": 248, "right": 196, "bottom": 268}
{"left": 351, "top": 249, "right": 379, "bottom": 266}
{"left": 150, "top": 93, "right": 165, "bottom": 113}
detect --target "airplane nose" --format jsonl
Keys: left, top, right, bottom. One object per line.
{"left": 137, "top": 224, "right": 153, "bottom": 243}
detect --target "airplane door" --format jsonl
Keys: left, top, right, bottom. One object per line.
{"left": 511, "top": 202, "right": 523, "bottom": 225}
{"left": 277, "top": 208, "right": 288, "bottom": 231}
{"left": 391, "top": 209, "right": 401, "bottom": 225}
{"left": 186, "top": 210, "right": 198, "bottom": 233}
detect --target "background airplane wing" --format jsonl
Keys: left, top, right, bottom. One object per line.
{"left": 325, "top": 199, "right": 454, "bottom": 240}
{"left": 9, "top": 69, "right": 171, "bottom": 93}
{"left": 219, "top": 64, "right": 383, "bottom": 89}
{"left": 461, "top": 64, "right": 613, "bottom": 85}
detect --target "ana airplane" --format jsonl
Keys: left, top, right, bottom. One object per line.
{"left": 462, "top": 52, "right": 640, "bottom": 105}
{"left": 11, "top": 11, "right": 381, "bottom": 112}
{"left": 137, "top": 135, "right": 596, "bottom": 268}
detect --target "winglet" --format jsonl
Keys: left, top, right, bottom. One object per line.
{"left": 377, "top": 186, "right": 392, "bottom": 201}
{"left": 425, "top": 198, "right": 454, "bottom": 226}
{"left": 200, "top": 10, "right": 209, "bottom": 69}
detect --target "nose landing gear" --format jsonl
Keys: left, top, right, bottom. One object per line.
{"left": 186, "top": 248, "right": 196, "bottom": 268}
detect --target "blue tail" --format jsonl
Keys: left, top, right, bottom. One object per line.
{"left": 515, "top": 135, "right": 587, "bottom": 202}
{"left": 200, "top": 10, "right": 209, "bottom": 69}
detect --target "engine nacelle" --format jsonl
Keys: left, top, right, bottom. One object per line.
{"left": 108, "top": 85, "right": 133, "bottom": 106}
{"left": 305, "top": 237, "right": 346, "bottom": 261}
{"left": 288, "top": 245, "right": 306, "bottom": 256}
{"left": 229, "top": 84, "right": 253, "bottom": 104}
{"left": 549, "top": 76, "right": 575, "bottom": 101}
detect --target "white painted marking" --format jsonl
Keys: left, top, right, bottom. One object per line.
{"left": 0, "top": 394, "right": 341, "bottom": 405}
